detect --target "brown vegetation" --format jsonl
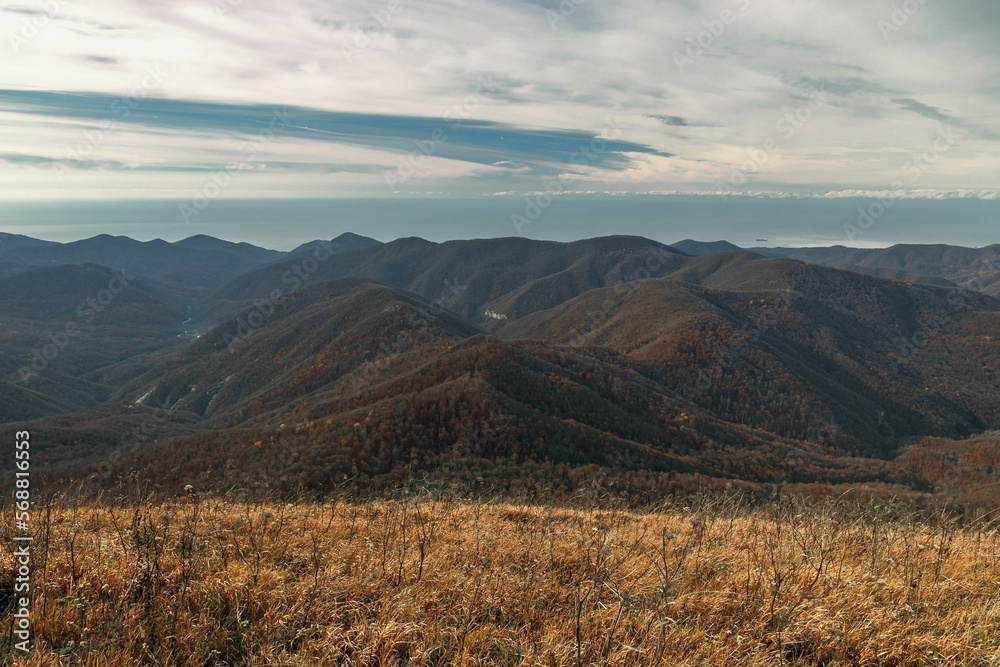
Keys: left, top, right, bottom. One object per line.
{"left": 3, "top": 492, "right": 1000, "bottom": 665}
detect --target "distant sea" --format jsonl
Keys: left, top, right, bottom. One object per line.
{"left": 0, "top": 196, "right": 996, "bottom": 251}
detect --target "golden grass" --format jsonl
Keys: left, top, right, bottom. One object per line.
{"left": 3, "top": 495, "right": 1000, "bottom": 665}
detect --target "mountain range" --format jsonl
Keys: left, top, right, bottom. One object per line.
{"left": 3, "top": 232, "right": 999, "bottom": 506}
{"left": 677, "top": 239, "right": 1000, "bottom": 290}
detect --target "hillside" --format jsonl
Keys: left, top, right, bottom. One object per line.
{"left": 203, "top": 235, "right": 688, "bottom": 325}
{"left": 9, "top": 270, "right": 916, "bottom": 496}
{"left": 23, "top": 255, "right": 1000, "bottom": 498}
{"left": 0, "top": 263, "right": 187, "bottom": 324}
{"left": 0, "top": 233, "right": 284, "bottom": 276}
{"left": 675, "top": 241, "right": 1000, "bottom": 291}
{"left": 752, "top": 243, "right": 1000, "bottom": 289}
{"left": 286, "top": 232, "right": 383, "bottom": 258}
{"left": 106, "top": 278, "right": 484, "bottom": 422}
{"left": 4, "top": 233, "right": 1000, "bottom": 504}
{"left": 0, "top": 234, "right": 377, "bottom": 422}
{"left": 0, "top": 263, "right": 194, "bottom": 422}
{"left": 0, "top": 231, "right": 57, "bottom": 252}
{"left": 498, "top": 254, "right": 1000, "bottom": 453}
{"left": 670, "top": 239, "right": 742, "bottom": 255}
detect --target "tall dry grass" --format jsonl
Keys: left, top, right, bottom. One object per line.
{"left": 2, "top": 492, "right": 1000, "bottom": 665}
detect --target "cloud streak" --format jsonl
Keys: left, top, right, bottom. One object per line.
{"left": 0, "top": 89, "right": 672, "bottom": 174}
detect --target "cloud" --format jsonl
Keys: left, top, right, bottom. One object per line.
{"left": 0, "top": 0, "right": 995, "bottom": 198}
{"left": 0, "top": 89, "right": 673, "bottom": 175}
{"left": 652, "top": 115, "right": 702, "bottom": 127}
{"left": 0, "top": 152, "right": 129, "bottom": 170}
{"left": 892, "top": 98, "right": 953, "bottom": 123}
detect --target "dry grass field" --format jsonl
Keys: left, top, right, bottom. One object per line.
{"left": 2, "top": 493, "right": 1000, "bottom": 665}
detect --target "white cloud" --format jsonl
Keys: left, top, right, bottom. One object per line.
{"left": 0, "top": 0, "right": 996, "bottom": 198}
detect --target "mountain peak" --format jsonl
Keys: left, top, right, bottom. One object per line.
{"left": 332, "top": 232, "right": 382, "bottom": 245}
{"left": 670, "top": 239, "right": 743, "bottom": 256}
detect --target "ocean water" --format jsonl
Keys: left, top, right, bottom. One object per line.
{"left": 0, "top": 196, "right": 996, "bottom": 251}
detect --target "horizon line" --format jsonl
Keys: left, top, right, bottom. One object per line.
{"left": 8, "top": 229, "right": 994, "bottom": 254}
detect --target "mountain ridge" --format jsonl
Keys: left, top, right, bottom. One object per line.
{"left": 4, "top": 230, "right": 1000, "bottom": 505}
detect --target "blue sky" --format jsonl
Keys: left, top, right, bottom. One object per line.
{"left": 0, "top": 0, "right": 998, "bottom": 201}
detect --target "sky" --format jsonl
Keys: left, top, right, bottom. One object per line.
{"left": 1, "top": 0, "right": 998, "bottom": 205}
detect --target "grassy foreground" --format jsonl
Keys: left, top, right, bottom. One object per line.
{"left": 2, "top": 494, "right": 1000, "bottom": 665}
